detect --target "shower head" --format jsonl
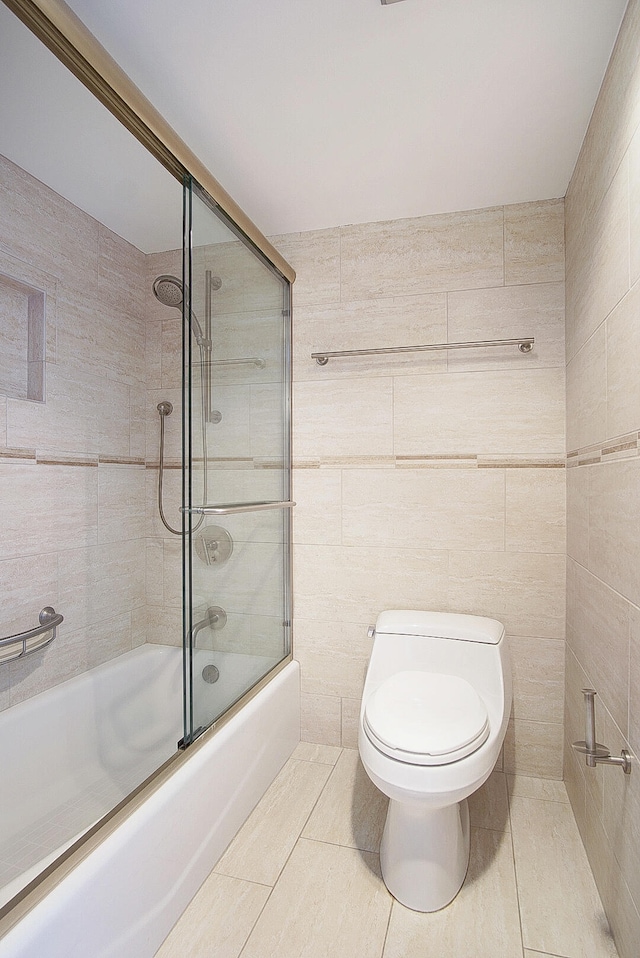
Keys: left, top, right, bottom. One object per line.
{"left": 152, "top": 274, "right": 207, "bottom": 346}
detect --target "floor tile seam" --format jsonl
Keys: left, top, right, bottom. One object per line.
{"left": 379, "top": 896, "right": 395, "bottom": 958}
{"left": 297, "top": 833, "right": 381, "bottom": 855}
{"left": 235, "top": 873, "right": 282, "bottom": 958}
{"left": 506, "top": 774, "right": 527, "bottom": 956}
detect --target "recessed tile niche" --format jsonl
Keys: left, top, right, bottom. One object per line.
{"left": 0, "top": 271, "right": 45, "bottom": 402}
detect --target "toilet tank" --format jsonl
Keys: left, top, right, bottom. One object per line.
{"left": 367, "top": 610, "right": 509, "bottom": 705}
{"left": 375, "top": 610, "right": 504, "bottom": 644}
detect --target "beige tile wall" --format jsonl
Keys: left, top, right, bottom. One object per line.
{"left": 271, "top": 198, "right": 566, "bottom": 777}
{"left": 0, "top": 153, "right": 147, "bottom": 711}
{"left": 564, "top": 2, "right": 640, "bottom": 955}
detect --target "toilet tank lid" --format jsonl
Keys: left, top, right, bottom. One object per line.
{"left": 374, "top": 610, "right": 505, "bottom": 644}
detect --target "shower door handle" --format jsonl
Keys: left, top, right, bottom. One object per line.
{"left": 181, "top": 500, "right": 296, "bottom": 516}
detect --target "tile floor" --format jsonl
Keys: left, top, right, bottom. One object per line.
{"left": 155, "top": 744, "right": 619, "bottom": 958}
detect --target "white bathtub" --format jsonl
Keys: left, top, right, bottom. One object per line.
{"left": 0, "top": 644, "right": 299, "bottom": 957}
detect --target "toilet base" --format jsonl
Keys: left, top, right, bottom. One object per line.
{"left": 379, "top": 797, "right": 470, "bottom": 912}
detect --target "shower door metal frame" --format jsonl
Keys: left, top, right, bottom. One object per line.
{"left": 181, "top": 176, "right": 293, "bottom": 748}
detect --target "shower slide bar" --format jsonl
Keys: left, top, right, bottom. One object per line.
{"left": 311, "top": 337, "right": 535, "bottom": 365}
{"left": 182, "top": 500, "right": 296, "bottom": 516}
{"left": 0, "top": 606, "right": 63, "bottom": 664}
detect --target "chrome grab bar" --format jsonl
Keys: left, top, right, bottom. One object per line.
{"left": 0, "top": 606, "right": 63, "bottom": 663}
{"left": 311, "top": 337, "right": 535, "bottom": 365}
{"left": 182, "top": 500, "right": 295, "bottom": 516}
{"left": 208, "top": 357, "right": 266, "bottom": 368}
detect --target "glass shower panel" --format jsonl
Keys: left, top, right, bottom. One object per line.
{"left": 183, "top": 180, "right": 291, "bottom": 742}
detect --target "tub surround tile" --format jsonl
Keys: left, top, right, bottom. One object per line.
{"left": 214, "top": 758, "right": 332, "bottom": 887}
{"left": 510, "top": 796, "right": 618, "bottom": 957}
{"left": 382, "top": 827, "right": 522, "bottom": 958}
{"left": 155, "top": 873, "right": 270, "bottom": 958}
{"left": 302, "top": 749, "right": 388, "bottom": 853}
{"left": 239, "top": 839, "right": 391, "bottom": 958}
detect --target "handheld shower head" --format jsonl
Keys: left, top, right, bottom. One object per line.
{"left": 152, "top": 274, "right": 207, "bottom": 346}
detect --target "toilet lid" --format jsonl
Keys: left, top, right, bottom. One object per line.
{"left": 364, "top": 671, "right": 489, "bottom": 762}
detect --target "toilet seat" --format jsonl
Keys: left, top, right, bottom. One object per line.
{"left": 363, "top": 670, "right": 490, "bottom": 766}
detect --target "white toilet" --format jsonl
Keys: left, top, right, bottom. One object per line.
{"left": 358, "top": 609, "right": 512, "bottom": 912}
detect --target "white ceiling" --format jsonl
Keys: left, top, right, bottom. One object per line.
{"left": 57, "top": 0, "right": 627, "bottom": 238}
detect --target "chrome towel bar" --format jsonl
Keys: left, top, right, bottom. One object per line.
{"left": 182, "top": 500, "right": 295, "bottom": 516}
{"left": 0, "top": 606, "right": 63, "bottom": 663}
{"left": 311, "top": 337, "right": 535, "bottom": 365}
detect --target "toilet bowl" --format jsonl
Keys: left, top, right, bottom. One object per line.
{"left": 358, "top": 610, "right": 512, "bottom": 912}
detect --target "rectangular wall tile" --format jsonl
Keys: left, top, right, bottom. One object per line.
{"left": 566, "top": 558, "right": 630, "bottom": 738}
{"left": 589, "top": 458, "right": 640, "bottom": 606}
{"left": 509, "top": 635, "right": 565, "bottom": 725}
{"left": 394, "top": 368, "right": 565, "bottom": 456}
{"left": 505, "top": 468, "right": 566, "bottom": 554}
{"left": 448, "top": 551, "right": 565, "bottom": 639}
{"left": 342, "top": 468, "right": 505, "bottom": 552}
{"left": 504, "top": 719, "right": 564, "bottom": 779}
{"left": 340, "top": 207, "right": 504, "bottom": 300}
{"left": 270, "top": 228, "right": 340, "bottom": 306}
{"left": 566, "top": 325, "right": 607, "bottom": 451}
{"left": 295, "top": 618, "right": 372, "bottom": 700}
{"left": 504, "top": 199, "right": 565, "bottom": 286}
{"left": 294, "top": 377, "right": 393, "bottom": 458}
{"left": 606, "top": 279, "right": 640, "bottom": 439}
{"left": 294, "top": 543, "right": 448, "bottom": 625}
{"left": 300, "top": 691, "right": 342, "bottom": 747}
{"left": 447, "top": 282, "right": 565, "bottom": 372}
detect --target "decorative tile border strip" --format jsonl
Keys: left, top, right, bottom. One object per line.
{"left": 0, "top": 448, "right": 145, "bottom": 467}
{"left": 567, "top": 431, "right": 640, "bottom": 467}
{"left": 294, "top": 454, "right": 565, "bottom": 470}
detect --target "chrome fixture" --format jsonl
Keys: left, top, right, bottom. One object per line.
{"left": 202, "top": 664, "right": 220, "bottom": 684}
{"left": 182, "top": 500, "right": 296, "bottom": 516}
{"left": 153, "top": 274, "right": 209, "bottom": 346}
{"left": 0, "top": 607, "right": 63, "bottom": 663}
{"left": 194, "top": 526, "right": 233, "bottom": 566}
{"left": 311, "top": 337, "right": 535, "bottom": 366}
{"left": 210, "top": 358, "right": 266, "bottom": 368}
{"left": 572, "top": 689, "right": 631, "bottom": 774}
{"left": 152, "top": 272, "right": 222, "bottom": 424}
{"left": 190, "top": 606, "right": 227, "bottom": 646}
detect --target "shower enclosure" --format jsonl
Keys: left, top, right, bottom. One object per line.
{"left": 0, "top": 0, "right": 294, "bottom": 929}
{"left": 181, "top": 179, "right": 292, "bottom": 744}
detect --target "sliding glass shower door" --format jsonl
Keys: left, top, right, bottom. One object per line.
{"left": 182, "top": 179, "right": 292, "bottom": 744}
